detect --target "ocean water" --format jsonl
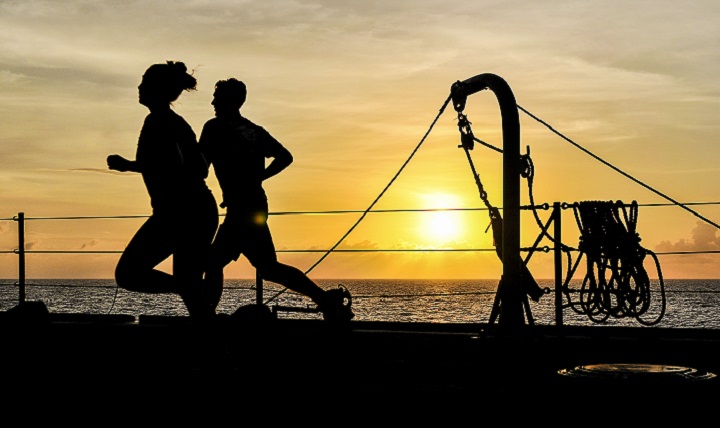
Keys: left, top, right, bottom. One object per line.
{"left": 1, "top": 278, "right": 719, "bottom": 329}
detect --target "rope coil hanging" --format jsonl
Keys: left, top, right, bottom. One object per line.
{"left": 570, "top": 200, "right": 666, "bottom": 325}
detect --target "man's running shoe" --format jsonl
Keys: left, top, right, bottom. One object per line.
{"left": 319, "top": 285, "right": 354, "bottom": 323}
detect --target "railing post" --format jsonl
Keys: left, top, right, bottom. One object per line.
{"left": 16, "top": 212, "right": 26, "bottom": 304}
{"left": 256, "top": 270, "right": 263, "bottom": 305}
{"left": 553, "top": 203, "right": 563, "bottom": 326}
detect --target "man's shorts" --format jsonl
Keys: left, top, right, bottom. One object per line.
{"left": 210, "top": 204, "right": 278, "bottom": 267}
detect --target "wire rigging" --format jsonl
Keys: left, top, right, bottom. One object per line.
{"left": 456, "top": 100, "right": 672, "bottom": 325}
{"left": 517, "top": 104, "right": 720, "bottom": 231}
{"left": 511, "top": 107, "right": 672, "bottom": 325}
{"left": 304, "top": 93, "right": 453, "bottom": 274}
{"left": 264, "top": 94, "right": 454, "bottom": 304}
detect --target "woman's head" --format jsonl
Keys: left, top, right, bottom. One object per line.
{"left": 138, "top": 61, "right": 197, "bottom": 108}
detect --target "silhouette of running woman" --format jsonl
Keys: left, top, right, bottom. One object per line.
{"left": 107, "top": 61, "right": 219, "bottom": 320}
{"left": 200, "top": 78, "right": 353, "bottom": 322}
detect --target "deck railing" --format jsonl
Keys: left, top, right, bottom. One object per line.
{"left": 2, "top": 202, "right": 720, "bottom": 327}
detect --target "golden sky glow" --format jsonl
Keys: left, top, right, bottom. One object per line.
{"left": 1, "top": 1, "right": 720, "bottom": 279}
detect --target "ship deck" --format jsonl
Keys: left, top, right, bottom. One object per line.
{"left": 3, "top": 304, "right": 719, "bottom": 416}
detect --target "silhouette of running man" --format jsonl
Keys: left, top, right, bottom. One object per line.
{"left": 107, "top": 61, "right": 219, "bottom": 321}
{"left": 200, "top": 78, "right": 353, "bottom": 322}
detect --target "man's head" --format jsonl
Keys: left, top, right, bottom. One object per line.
{"left": 212, "top": 78, "right": 247, "bottom": 117}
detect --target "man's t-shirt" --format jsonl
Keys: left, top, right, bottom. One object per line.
{"left": 199, "top": 114, "right": 287, "bottom": 208}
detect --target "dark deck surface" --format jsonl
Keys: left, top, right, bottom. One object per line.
{"left": 2, "top": 303, "right": 719, "bottom": 419}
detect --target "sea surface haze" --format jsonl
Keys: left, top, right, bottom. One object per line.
{"left": 2, "top": 278, "right": 718, "bottom": 329}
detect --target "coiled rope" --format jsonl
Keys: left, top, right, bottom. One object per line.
{"left": 571, "top": 200, "right": 666, "bottom": 325}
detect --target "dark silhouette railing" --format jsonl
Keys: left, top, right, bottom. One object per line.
{"left": 3, "top": 201, "right": 720, "bottom": 327}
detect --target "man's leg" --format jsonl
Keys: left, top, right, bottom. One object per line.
{"left": 242, "top": 219, "right": 326, "bottom": 304}
{"left": 259, "top": 261, "right": 326, "bottom": 304}
{"left": 204, "top": 218, "right": 243, "bottom": 311}
{"left": 246, "top": 224, "right": 353, "bottom": 321}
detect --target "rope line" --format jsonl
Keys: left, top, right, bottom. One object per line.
{"left": 3, "top": 281, "right": 717, "bottom": 295}
{"left": 5, "top": 202, "right": 720, "bottom": 223}
{"left": 263, "top": 94, "right": 454, "bottom": 304}
{"left": 302, "top": 94, "right": 454, "bottom": 275}
{"left": 517, "top": 104, "right": 720, "bottom": 230}
{"left": 8, "top": 248, "right": 720, "bottom": 256}
{"left": 515, "top": 105, "right": 678, "bottom": 325}
{"left": 13, "top": 248, "right": 499, "bottom": 254}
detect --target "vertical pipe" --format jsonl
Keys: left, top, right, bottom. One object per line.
{"left": 17, "top": 212, "right": 25, "bottom": 304}
{"left": 553, "top": 203, "right": 563, "bottom": 326}
{"left": 451, "top": 74, "right": 523, "bottom": 327}
{"left": 496, "top": 78, "right": 522, "bottom": 327}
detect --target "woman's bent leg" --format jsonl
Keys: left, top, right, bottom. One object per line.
{"left": 115, "top": 216, "right": 176, "bottom": 293}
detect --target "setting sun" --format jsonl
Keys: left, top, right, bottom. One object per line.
{"left": 418, "top": 193, "right": 463, "bottom": 243}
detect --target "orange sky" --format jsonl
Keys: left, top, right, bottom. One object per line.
{"left": 1, "top": 1, "right": 720, "bottom": 280}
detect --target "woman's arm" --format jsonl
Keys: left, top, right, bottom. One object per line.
{"left": 107, "top": 154, "right": 140, "bottom": 173}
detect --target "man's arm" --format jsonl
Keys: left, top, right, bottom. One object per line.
{"left": 263, "top": 145, "right": 293, "bottom": 181}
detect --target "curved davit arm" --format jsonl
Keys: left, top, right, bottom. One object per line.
{"left": 451, "top": 73, "right": 525, "bottom": 327}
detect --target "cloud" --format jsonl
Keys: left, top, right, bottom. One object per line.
{"left": 0, "top": 69, "right": 24, "bottom": 86}
{"left": 652, "top": 221, "right": 720, "bottom": 277}
{"left": 655, "top": 221, "right": 720, "bottom": 252}
{"left": 80, "top": 239, "right": 98, "bottom": 250}
{"left": 338, "top": 239, "right": 380, "bottom": 250}
{"left": 69, "top": 168, "right": 124, "bottom": 175}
